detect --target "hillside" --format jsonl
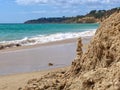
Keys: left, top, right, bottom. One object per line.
{"left": 24, "top": 7, "right": 120, "bottom": 24}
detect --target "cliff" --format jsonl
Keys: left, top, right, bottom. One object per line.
{"left": 22, "top": 12, "right": 120, "bottom": 90}
{"left": 24, "top": 7, "right": 120, "bottom": 24}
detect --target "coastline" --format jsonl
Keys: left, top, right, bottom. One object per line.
{"left": 0, "top": 29, "right": 96, "bottom": 51}
{"left": 0, "top": 36, "right": 92, "bottom": 90}
{"left": 0, "top": 36, "right": 92, "bottom": 75}
{"left": 0, "top": 36, "right": 92, "bottom": 53}
{"left": 0, "top": 6, "right": 119, "bottom": 90}
{"left": 0, "top": 38, "right": 77, "bottom": 52}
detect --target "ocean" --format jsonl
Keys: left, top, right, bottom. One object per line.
{"left": 0, "top": 23, "right": 99, "bottom": 75}
{"left": 0, "top": 23, "right": 99, "bottom": 46}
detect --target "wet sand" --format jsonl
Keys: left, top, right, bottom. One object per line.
{"left": 0, "top": 37, "right": 91, "bottom": 76}
{"left": 0, "top": 36, "right": 92, "bottom": 90}
{"left": 0, "top": 42, "right": 76, "bottom": 75}
{"left": 0, "top": 40, "right": 76, "bottom": 75}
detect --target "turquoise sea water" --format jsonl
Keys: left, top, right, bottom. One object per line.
{"left": 0, "top": 23, "right": 99, "bottom": 45}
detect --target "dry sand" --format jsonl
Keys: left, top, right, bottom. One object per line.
{"left": 0, "top": 67, "right": 69, "bottom": 90}
{"left": 0, "top": 37, "right": 92, "bottom": 90}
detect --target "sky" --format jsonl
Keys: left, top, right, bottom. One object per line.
{"left": 0, "top": 0, "right": 120, "bottom": 23}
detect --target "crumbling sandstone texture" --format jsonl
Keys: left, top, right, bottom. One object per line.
{"left": 69, "top": 12, "right": 120, "bottom": 75}
{"left": 22, "top": 69, "right": 66, "bottom": 90}
{"left": 22, "top": 12, "right": 120, "bottom": 90}
{"left": 64, "top": 12, "right": 120, "bottom": 90}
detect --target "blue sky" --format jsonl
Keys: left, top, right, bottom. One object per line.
{"left": 0, "top": 0, "right": 120, "bottom": 23}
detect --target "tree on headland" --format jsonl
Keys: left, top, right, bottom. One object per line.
{"left": 24, "top": 7, "right": 120, "bottom": 24}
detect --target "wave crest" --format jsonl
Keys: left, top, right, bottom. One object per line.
{"left": 0, "top": 30, "right": 96, "bottom": 49}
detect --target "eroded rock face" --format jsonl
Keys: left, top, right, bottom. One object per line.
{"left": 64, "top": 12, "right": 120, "bottom": 90}
{"left": 77, "top": 17, "right": 97, "bottom": 23}
{"left": 22, "top": 12, "right": 120, "bottom": 90}
{"left": 69, "top": 12, "right": 120, "bottom": 75}
{"left": 69, "top": 37, "right": 83, "bottom": 76}
{"left": 22, "top": 70, "right": 66, "bottom": 90}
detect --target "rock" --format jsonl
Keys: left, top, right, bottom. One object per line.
{"left": 16, "top": 43, "right": 21, "bottom": 47}
{"left": 0, "top": 43, "right": 21, "bottom": 50}
{"left": 64, "top": 12, "right": 120, "bottom": 90}
{"left": 68, "top": 12, "right": 120, "bottom": 75}
{"left": 0, "top": 45, "right": 4, "bottom": 50}
{"left": 48, "top": 63, "right": 53, "bottom": 66}
{"left": 22, "top": 70, "right": 66, "bottom": 90}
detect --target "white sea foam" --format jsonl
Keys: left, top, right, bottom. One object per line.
{"left": 0, "top": 30, "right": 96, "bottom": 48}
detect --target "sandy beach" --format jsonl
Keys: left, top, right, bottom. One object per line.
{"left": 0, "top": 67, "right": 69, "bottom": 90}
{"left": 0, "top": 36, "right": 92, "bottom": 90}
{"left": 0, "top": 1, "right": 119, "bottom": 89}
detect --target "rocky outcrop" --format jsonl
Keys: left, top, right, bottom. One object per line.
{"left": 64, "top": 12, "right": 120, "bottom": 90}
{"left": 22, "top": 12, "right": 120, "bottom": 90}
{"left": 77, "top": 17, "right": 98, "bottom": 23}
{"left": 22, "top": 69, "right": 66, "bottom": 90}
{"left": 0, "top": 43, "right": 21, "bottom": 50}
{"left": 0, "top": 39, "right": 36, "bottom": 50}
{"left": 69, "top": 12, "right": 120, "bottom": 75}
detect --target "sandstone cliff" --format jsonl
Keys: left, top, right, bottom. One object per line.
{"left": 22, "top": 12, "right": 120, "bottom": 90}
{"left": 77, "top": 17, "right": 98, "bottom": 23}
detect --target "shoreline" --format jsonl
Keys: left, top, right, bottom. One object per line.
{"left": 0, "top": 29, "right": 96, "bottom": 51}
{"left": 0, "top": 36, "right": 92, "bottom": 90}
{"left": 0, "top": 36, "right": 92, "bottom": 53}
{"left": 0, "top": 38, "right": 78, "bottom": 76}
{"left": 0, "top": 36, "right": 92, "bottom": 76}
{"left": 0, "top": 38, "right": 77, "bottom": 52}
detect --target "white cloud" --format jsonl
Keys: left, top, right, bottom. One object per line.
{"left": 15, "top": 0, "right": 120, "bottom": 5}
{"left": 16, "top": 0, "right": 50, "bottom": 5}
{"left": 15, "top": 0, "right": 81, "bottom": 5}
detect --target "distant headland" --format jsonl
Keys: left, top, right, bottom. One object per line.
{"left": 24, "top": 7, "right": 120, "bottom": 24}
